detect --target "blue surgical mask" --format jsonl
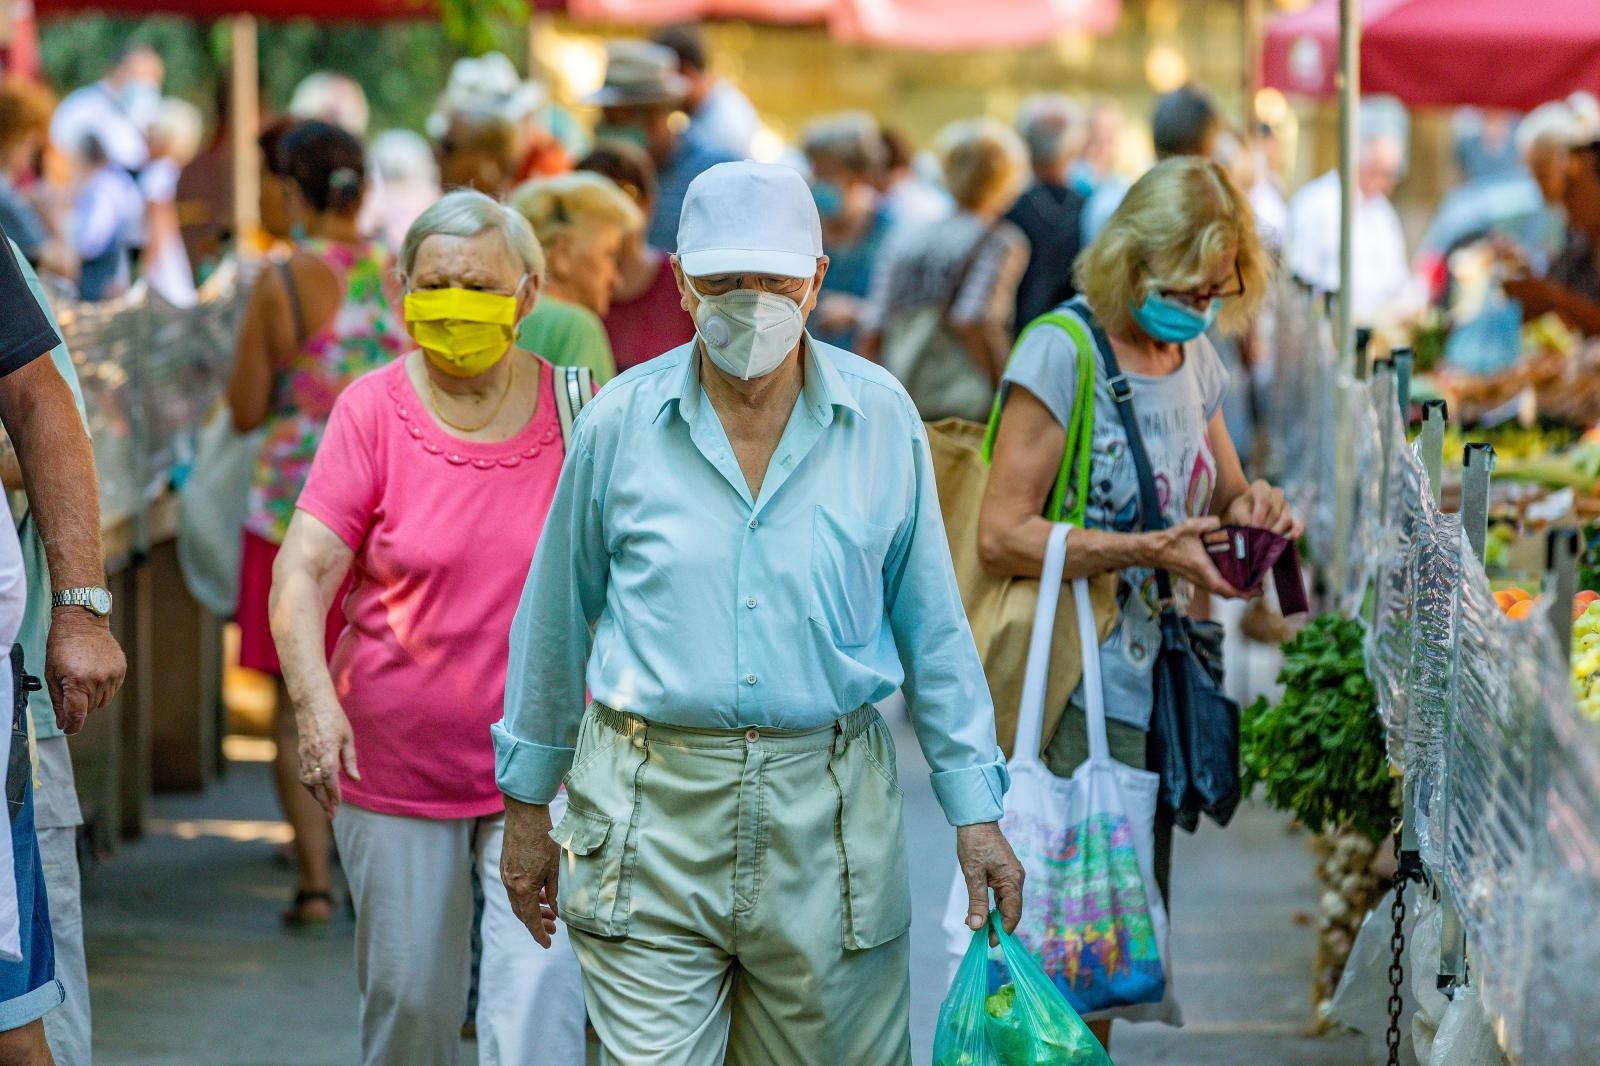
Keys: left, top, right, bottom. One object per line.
{"left": 117, "top": 80, "right": 161, "bottom": 127}
{"left": 811, "top": 180, "right": 844, "bottom": 220}
{"left": 1130, "top": 292, "right": 1221, "bottom": 343}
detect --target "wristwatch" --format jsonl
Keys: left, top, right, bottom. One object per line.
{"left": 51, "top": 587, "right": 113, "bottom": 618}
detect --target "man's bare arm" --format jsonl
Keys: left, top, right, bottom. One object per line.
{"left": 0, "top": 355, "right": 126, "bottom": 729}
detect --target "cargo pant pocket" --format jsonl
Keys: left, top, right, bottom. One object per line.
{"left": 551, "top": 711, "right": 647, "bottom": 938}
{"left": 550, "top": 804, "right": 615, "bottom": 931}
{"left": 828, "top": 718, "right": 912, "bottom": 951}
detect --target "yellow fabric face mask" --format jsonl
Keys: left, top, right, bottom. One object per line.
{"left": 403, "top": 284, "right": 523, "bottom": 378}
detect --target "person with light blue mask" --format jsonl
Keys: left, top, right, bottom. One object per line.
{"left": 584, "top": 40, "right": 737, "bottom": 255}
{"left": 979, "top": 154, "right": 1297, "bottom": 1057}
{"left": 801, "top": 112, "right": 894, "bottom": 351}
{"left": 494, "top": 160, "right": 1023, "bottom": 1066}
{"left": 49, "top": 43, "right": 163, "bottom": 175}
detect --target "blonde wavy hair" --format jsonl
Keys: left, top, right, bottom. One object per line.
{"left": 509, "top": 171, "right": 644, "bottom": 250}
{"left": 1075, "top": 156, "right": 1268, "bottom": 338}
{"left": 935, "top": 117, "right": 1028, "bottom": 214}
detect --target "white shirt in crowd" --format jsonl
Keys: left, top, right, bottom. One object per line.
{"left": 685, "top": 81, "right": 760, "bottom": 160}
{"left": 139, "top": 158, "right": 198, "bottom": 308}
{"left": 50, "top": 82, "right": 152, "bottom": 172}
{"left": 1287, "top": 169, "right": 1418, "bottom": 325}
{"left": 0, "top": 514, "right": 26, "bottom": 964}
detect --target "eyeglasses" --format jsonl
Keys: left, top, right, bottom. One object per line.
{"left": 691, "top": 273, "right": 811, "bottom": 297}
{"left": 1158, "top": 261, "right": 1245, "bottom": 310}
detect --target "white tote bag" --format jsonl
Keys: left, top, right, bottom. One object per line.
{"left": 946, "top": 522, "right": 1178, "bottom": 1023}
{"left": 177, "top": 406, "right": 260, "bottom": 618}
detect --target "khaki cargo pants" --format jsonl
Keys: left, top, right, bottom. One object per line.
{"left": 552, "top": 702, "right": 913, "bottom": 1066}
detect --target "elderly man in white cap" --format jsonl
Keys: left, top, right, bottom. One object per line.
{"left": 588, "top": 39, "right": 739, "bottom": 253}
{"left": 494, "top": 161, "right": 1022, "bottom": 1065}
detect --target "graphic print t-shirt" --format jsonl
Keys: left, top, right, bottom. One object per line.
{"left": 1000, "top": 307, "right": 1227, "bottom": 730}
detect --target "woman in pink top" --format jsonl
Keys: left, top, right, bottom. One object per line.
{"left": 270, "top": 191, "right": 584, "bottom": 1066}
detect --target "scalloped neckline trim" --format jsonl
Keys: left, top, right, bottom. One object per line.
{"left": 384, "top": 358, "right": 560, "bottom": 469}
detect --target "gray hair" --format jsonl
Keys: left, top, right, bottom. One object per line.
{"left": 400, "top": 188, "right": 546, "bottom": 283}
{"left": 801, "top": 112, "right": 885, "bottom": 174}
{"left": 1016, "top": 94, "right": 1086, "bottom": 167}
{"left": 371, "top": 129, "right": 439, "bottom": 186}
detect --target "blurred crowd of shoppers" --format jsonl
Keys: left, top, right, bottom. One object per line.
{"left": 14, "top": 13, "right": 1600, "bottom": 1065}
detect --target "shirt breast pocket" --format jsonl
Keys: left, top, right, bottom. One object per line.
{"left": 809, "top": 505, "right": 896, "bottom": 649}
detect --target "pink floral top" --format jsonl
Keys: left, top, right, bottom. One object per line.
{"left": 245, "top": 240, "right": 406, "bottom": 544}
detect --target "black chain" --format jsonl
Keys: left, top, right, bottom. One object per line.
{"left": 1384, "top": 819, "right": 1427, "bottom": 1066}
{"left": 1385, "top": 861, "right": 1408, "bottom": 1066}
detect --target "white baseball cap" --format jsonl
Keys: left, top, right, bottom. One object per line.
{"left": 677, "top": 162, "right": 824, "bottom": 279}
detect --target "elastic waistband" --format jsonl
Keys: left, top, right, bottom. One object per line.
{"left": 590, "top": 702, "right": 877, "bottom": 754}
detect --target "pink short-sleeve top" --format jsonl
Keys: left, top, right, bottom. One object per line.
{"left": 295, "top": 356, "right": 565, "bottom": 819}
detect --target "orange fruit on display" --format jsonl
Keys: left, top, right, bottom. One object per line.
{"left": 1576, "top": 590, "right": 1600, "bottom": 607}
{"left": 1494, "top": 590, "right": 1520, "bottom": 612}
{"left": 1505, "top": 588, "right": 1532, "bottom": 603}
{"left": 1507, "top": 599, "right": 1537, "bottom": 620}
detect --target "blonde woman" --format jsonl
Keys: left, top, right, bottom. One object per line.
{"left": 976, "top": 156, "right": 1299, "bottom": 1051}
{"left": 861, "top": 117, "right": 1030, "bottom": 421}
{"left": 509, "top": 171, "right": 643, "bottom": 384}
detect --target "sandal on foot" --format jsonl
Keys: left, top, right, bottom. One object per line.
{"left": 283, "top": 890, "right": 337, "bottom": 936}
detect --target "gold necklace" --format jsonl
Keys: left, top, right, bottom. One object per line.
{"left": 426, "top": 361, "right": 516, "bottom": 434}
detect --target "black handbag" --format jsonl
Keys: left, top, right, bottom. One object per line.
{"left": 7, "top": 643, "right": 39, "bottom": 824}
{"left": 1071, "top": 298, "right": 1243, "bottom": 833}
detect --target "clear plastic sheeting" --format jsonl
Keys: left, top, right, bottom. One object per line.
{"left": 49, "top": 261, "right": 246, "bottom": 529}
{"left": 1328, "top": 373, "right": 1385, "bottom": 615}
{"left": 1366, "top": 375, "right": 1433, "bottom": 769}
{"left": 1406, "top": 509, "right": 1462, "bottom": 870}
{"left": 1438, "top": 543, "right": 1561, "bottom": 1059}
{"left": 1261, "top": 277, "right": 1335, "bottom": 520}
{"left": 1257, "top": 268, "right": 1600, "bottom": 1063}
{"left": 1521, "top": 687, "right": 1600, "bottom": 1065}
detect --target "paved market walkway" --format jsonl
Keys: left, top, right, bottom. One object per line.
{"left": 84, "top": 714, "right": 1364, "bottom": 1065}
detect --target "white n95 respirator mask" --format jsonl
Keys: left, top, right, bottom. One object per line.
{"left": 689, "top": 280, "right": 812, "bottom": 381}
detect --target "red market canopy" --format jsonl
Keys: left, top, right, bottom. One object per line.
{"left": 1262, "top": 0, "right": 1600, "bottom": 111}
{"left": 568, "top": 0, "right": 1119, "bottom": 49}
{"left": 35, "top": 0, "right": 1121, "bottom": 50}
{"left": 32, "top": 0, "right": 566, "bottom": 17}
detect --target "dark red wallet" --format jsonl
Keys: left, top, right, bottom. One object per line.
{"left": 1205, "top": 525, "right": 1310, "bottom": 616}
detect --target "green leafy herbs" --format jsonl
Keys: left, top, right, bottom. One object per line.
{"left": 1242, "top": 614, "right": 1398, "bottom": 843}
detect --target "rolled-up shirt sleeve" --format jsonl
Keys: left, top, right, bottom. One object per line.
{"left": 492, "top": 429, "right": 609, "bottom": 804}
{"left": 883, "top": 412, "right": 1009, "bottom": 826}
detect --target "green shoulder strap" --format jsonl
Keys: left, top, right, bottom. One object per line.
{"left": 981, "top": 310, "right": 1097, "bottom": 526}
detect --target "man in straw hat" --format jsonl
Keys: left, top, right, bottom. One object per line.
{"left": 587, "top": 39, "right": 738, "bottom": 253}
{"left": 495, "top": 161, "right": 1022, "bottom": 1065}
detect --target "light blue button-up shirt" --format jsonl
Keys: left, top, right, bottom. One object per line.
{"left": 492, "top": 336, "right": 1008, "bottom": 826}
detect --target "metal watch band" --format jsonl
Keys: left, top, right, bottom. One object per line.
{"left": 51, "top": 587, "right": 111, "bottom": 616}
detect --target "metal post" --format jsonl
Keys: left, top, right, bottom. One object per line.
{"left": 1420, "top": 400, "right": 1447, "bottom": 507}
{"left": 1392, "top": 346, "right": 1414, "bottom": 421}
{"left": 1548, "top": 528, "right": 1580, "bottom": 660}
{"left": 1437, "top": 442, "right": 1495, "bottom": 995}
{"left": 230, "top": 15, "right": 261, "bottom": 258}
{"left": 1461, "top": 444, "right": 1495, "bottom": 562}
{"left": 1243, "top": 0, "right": 1264, "bottom": 126}
{"left": 1337, "top": 0, "right": 1360, "bottom": 374}
{"left": 1372, "top": 358, "right": 1395, "bottom": 526}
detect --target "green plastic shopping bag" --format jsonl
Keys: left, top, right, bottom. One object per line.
{"left": 933, "top": 911, "right": 1113, "bottom": 1066}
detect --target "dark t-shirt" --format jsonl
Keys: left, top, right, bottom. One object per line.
{"left": 0, "top": 228, "right": 57, "bottom": 377}
{"left": 1005, "top": 181, "right": 1087, "bottom": 337}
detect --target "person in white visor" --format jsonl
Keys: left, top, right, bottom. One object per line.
{"left": 494, "top": 160, "right": 1023, "bottom": 1065}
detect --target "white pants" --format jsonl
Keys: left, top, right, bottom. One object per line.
{"left": 36, "top": 738, "right": 88, "bottom": 1066}
{"left": 333, "top": 797, "right": 585, "bottom": 1066}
